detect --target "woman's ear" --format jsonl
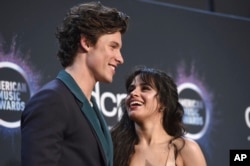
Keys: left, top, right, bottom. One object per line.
{"left": 159, "top": 104, "right": 166, "bottom": 112}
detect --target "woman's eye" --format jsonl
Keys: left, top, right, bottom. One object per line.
{"left": 127, "top": 86, "right": 134, "bottom": 93}
{"left": 141, "top": 86, "right": 151, "bottom": 91}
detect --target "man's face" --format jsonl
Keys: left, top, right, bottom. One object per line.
{"left": 86, "top": 31, "right": 124, "bottom": 83}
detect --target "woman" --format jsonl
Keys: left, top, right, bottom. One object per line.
{"left": 111, "top": 66, "right": 207, "bottom": 166}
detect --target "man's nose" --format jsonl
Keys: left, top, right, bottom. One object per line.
{"left": 116, "top": 51, "right": 124, "bottom": 64}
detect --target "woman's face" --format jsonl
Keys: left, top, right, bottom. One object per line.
{"left": 125, "top": 75, "right": 162, "bottom": 122}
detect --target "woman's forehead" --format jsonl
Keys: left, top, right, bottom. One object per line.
{"left": 131, "top": 75, "right": 156, "bottom": 87}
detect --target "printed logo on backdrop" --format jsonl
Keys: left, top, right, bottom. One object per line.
{"left": 0, "top": 37, "right": 40, "bottom": 130}
{"left": 175, "top": 63, "right": 213, "bottom": 140}
{"left": 92, "top": 82, "right": 127, "bottom": 128}
{"left": 175, "top": 61, "right": 214, "bottom": 159}
{"left": 178, "top": 82, "right": 209, "bottom": 140}
{"left": 245, "top": 106, "right": 250, "bottom": 142}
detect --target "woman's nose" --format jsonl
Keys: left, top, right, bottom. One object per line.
{"left": 130, "top": 88, "right": 139, "bottom": 96}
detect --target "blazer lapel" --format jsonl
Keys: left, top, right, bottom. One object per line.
{"left": 56, "top": 70, "right": 113, "bottom": 166}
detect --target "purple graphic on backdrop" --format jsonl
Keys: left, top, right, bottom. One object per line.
{"left": 175, "top": 61, "right": 214, "bottom": 159}
{"left": 0, "top": 37, "right": 40, "bottom": 131}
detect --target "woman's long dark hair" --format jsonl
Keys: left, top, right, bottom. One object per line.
{"left": 111, "top": 66, "right": 186, "bottom": 166}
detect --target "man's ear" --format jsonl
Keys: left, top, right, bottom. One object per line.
{"left": 80, "top": 35, "right": 90, "bottom": 51}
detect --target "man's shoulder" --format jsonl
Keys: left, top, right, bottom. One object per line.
{"left": 37, "top": 78, "right": 68, "bottom": 93}
{"left": 29, "top": 78, "right": 70, "bottom": 101}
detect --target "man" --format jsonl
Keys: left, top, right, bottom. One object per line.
{"left": 21, "top": 2, "right": 129, "bottom": 166}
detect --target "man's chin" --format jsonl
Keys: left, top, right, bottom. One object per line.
{"left": 102, "top": 78, "right": 113, "bottom": 83}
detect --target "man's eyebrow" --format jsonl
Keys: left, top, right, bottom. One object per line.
{"left": 110, "top": 41, "right": 121, "bottom": 47}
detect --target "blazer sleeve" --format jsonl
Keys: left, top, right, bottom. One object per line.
{"left": 21, "top": 87, "right": 68, "bottom": 166}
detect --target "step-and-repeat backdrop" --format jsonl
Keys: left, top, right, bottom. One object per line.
{"left": 0, "top": 0, "right": 250, "bottom": 165}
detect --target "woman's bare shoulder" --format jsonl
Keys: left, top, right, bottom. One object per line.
{"left": 174, "top": 137, "right": 207, "bottom": 166}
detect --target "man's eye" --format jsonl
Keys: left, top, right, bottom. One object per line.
{"left": 110, "top": 45, "right": 118, "bottom": 49}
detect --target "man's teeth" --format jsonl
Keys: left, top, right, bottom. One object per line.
{"left": 110, "top": 65, "right": 115, "bottom": 70}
